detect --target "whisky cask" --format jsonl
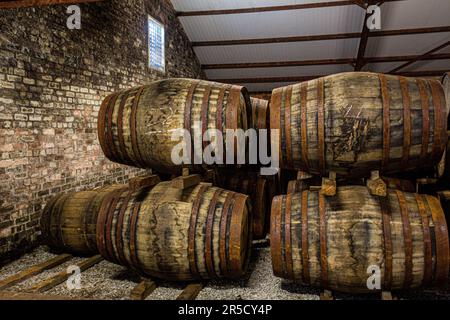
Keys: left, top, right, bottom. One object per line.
{"left": 442, "top": 72, "right": 450, "bottom": 127}
{"left": 271, "top": 72, "right": 448, "bottom": 178}
{"left": 216, "top": 171, "right": 272, "bottom": 239}
{"left": 287, "top": 180, "right": 310, "bottom": 194}
{"left": 271, "top": 186, "right": 449, "bottom": 293}
{"left": 96, "top": 181, "right": 252, "bottom": 281}
{"left": 41, "top": 185, "right": 125, "bottom": 255}
{"left": 381, "top": 177, "right": 415, "bottom": 192}
{"left": 98, "top": 79, "right": 250, "bottom": 173}
{"left": 249, "top": 97, "right": 269, "bottom": 131}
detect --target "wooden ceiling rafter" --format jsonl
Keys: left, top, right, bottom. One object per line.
{"left": 176, "top": 0, "right": 404, "bottom": 17}
{"left": 211, "top": 69, "right": 449, "bottom": 84}
{"left": 192, "top": 26, "right": 450, "bottom": 47}
{"left": 388, "top": 40, "right": 450, "bottom": 73}
{"left": 202, "top": 53, "right": 450, "bottom": 70}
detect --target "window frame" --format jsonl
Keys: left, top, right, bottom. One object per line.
{"left": 147, "top": 15, "right": 166, "bottom": 74}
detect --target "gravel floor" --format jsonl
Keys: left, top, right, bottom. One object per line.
{"left": 0, "top": 246, "right": 449, "bottom": 300}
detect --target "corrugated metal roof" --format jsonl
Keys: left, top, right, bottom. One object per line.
{"left": 170, "top": 0, "right": 450, "bottom": 92}
{"left": 170, "top": 0, "right": 346, "bottom": 12}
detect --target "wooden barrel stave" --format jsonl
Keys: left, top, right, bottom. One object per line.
{"left": 98, "top": 79, "right": 251, "bottom": 173}
{"left": 216, "top": 171, "right": 271, "bottom": 240}
{"left": 271, "top": 72, "right": 448, "bottom": 178}
{"left": 96, "top": 181, "right": 252, "bottom": 281}
{"left": 271, "top": 186, "right": 449, "bottom": 293}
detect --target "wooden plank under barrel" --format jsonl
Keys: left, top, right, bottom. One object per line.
{"left": 271, "top": 186, "right": 449, "bottom": 293}
{"left": 270, "top": 72, "right": 448, "bottom": 178}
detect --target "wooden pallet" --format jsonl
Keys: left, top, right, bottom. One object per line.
{"left": 0, "top": 254, "right": 206, "bottom": 300}
{"left": 0, "top": 254, "right": 102, "bottom": 300}
{"left": 319, "top": 290, "right": 398, "bottom": 300}
{"left": 130, "top": 279, "right": 205, "bottom": 301}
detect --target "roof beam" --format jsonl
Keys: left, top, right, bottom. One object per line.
{"left": 388, "top": 40, "right": 450, "bottom": 73}
{"left": 176, "top": 0, "right": 404, "bottom": 17}
{"left": 201, "top": 53, "right": 450, "bottom": 70}
{"left": 210, "top": 70, "right": 449, "bottom": 84}
{"left": 355, "top": 1, "right": 378, "bottom": 70}
{"left": 202, "top": 58, "right": 356, "bottom": 70}
{"left": 0, "top": 0, "right": 103, "bottom": 9}
{"left": 192, "top": 26, "right": 450, "bottom": 47}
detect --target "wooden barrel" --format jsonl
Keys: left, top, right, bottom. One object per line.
{"left": 271, "top": 72, "right": 448, "bottom": 178}
{"left": 249, "top": 97, "right": 270, "bottom": 131}
{"left": 98, "top": 79, "right": 250, "bottom": 174}
{"left": 271, "top": 186, "right": 449, "bottom": 293}
{"left": 41, "top": 185, "right": 124, "bottom": 255}
{"left": 287, "top": 180, "right": 310, "bottom": 194}
{"left": 216, "top": 171, "right": 272, "bottom": 239}
{"left": 381, "top": 177, "right": 415, "bottom": 192}
{"left": 96, "top": 181, "right": 252, "bottom": 281}
{"left": 442, "top": 72, "right": 450, "bottom": 127}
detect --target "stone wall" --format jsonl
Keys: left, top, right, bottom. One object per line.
{"left": 0, "top": 0, "right": 203, "bottom": 260}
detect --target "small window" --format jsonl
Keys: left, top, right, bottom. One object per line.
{"left": 148, "top": 16, "right": 165, "bottom": 73}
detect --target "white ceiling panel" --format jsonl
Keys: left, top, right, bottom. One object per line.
{"left": 380, "top": 0, "right": 450, "bottom": 30}
{"left": 170, "top": 0, "right": 349, "bottom": 12}
{"left": 170, "top": 0, "right": 450, "bottom": 91}
{"left": 366, "top": 59, "right": 450, "bottom": 73}
{"left": 194, "top": 39, "right": 359, "bottom": 64}
{"left": 204, "top": 64, "right": 353, "bottom": 79}
{"left": 366, "top": 32, "right": 450, "bottom": 57}
{"left": 179, "top": 6, "right": 363, "bottom": 41}
{"left": 241, "top": 82, "right": 296, "bottom": 93}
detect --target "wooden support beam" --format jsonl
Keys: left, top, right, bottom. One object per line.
{"left": 322, "top": 172, "right": 337, "bottom": 197}
{"left": 366, "top": 171, "right": 387, "bottom": 197}
{"left": 171, "top": 174, "right": 202, "bottom": 190}
{"left": 192, "top": 26, "right": 450, "bottom": 47}
{"left": 0, "top": 0, "right": 104, "bottom": 9}
{"left": 176, "top": 0, "right": 403, "bottom": 16}
{"left": 130, "top": 279, "right": 157, "bottom": 300}
{"left": 320, "top": 290, "right": 335, "bottom": 300}
{"left": 210, "top": 70, "right": 450, "bottom": 84}
{"left": 0, "top": 290, "right": 92, "bottom": 300}
{"left": 202, "top": 53, "right": 450, "bottom": 70}
{"left": 176, "top": 283, "right": 204, "bottom": 300}
{"left": 28, "top": 255, "right": 103, "bottom": 293}
{"left": 0, "top": 254, "right": 72, "bottom": 290}
{"left": 388, "top": 40, "right": 450, "bottom": 73}
{"left": 129, "top": 174, "right": 160, "bottom": 191}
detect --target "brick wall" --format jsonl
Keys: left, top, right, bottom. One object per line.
{"left": 0, "top": 0, "right": 203, "bottom": 260}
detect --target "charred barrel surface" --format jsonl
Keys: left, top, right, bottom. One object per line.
{"left": 271, "top": 72, "right": 448, "bottom": 178}
{"left": 96, "top": 181, "right": 252, "bottom": 281}
{"left": 98, "top": 79, "right": 250, "bottom": 173}
{"left": 41, "top": 185, "right": 124, "bottom": 255}
{"left": 271, "top": 186, "right": 449, "bottom": 293}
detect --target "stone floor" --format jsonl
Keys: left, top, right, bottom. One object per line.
{"left": 0, "top": 246, "right": 449, "bottom": 300}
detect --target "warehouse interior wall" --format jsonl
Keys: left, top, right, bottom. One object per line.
{"left": 0, "top": 0, "right": 203, "bottom": 261}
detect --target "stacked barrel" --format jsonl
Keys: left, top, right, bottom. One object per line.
{"left": 270, "top": 72, "right": 450, "bottom": 293}
{"left": 40, "top": 72, "right": 450, "bottom": 294}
